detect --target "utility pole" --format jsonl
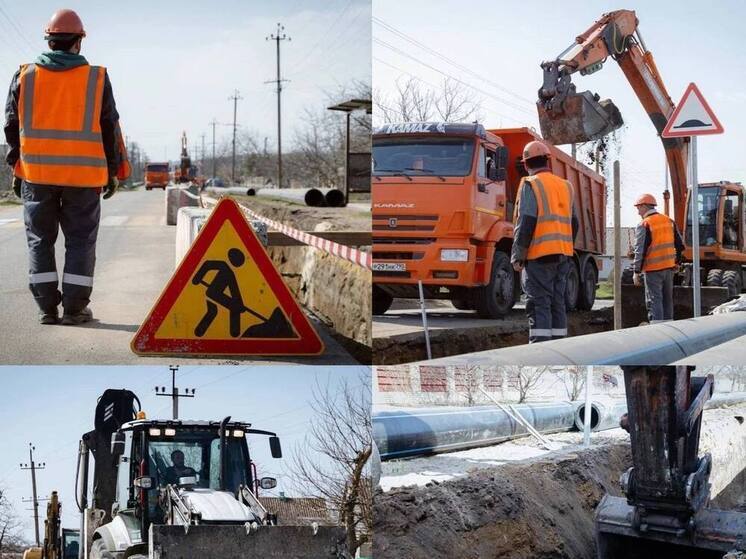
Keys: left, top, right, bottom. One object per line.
{"left": 20, "top": 443, "right": 45, "bottom": 546}
{"left": 228, "top": 90, "right": 242, "bottom": 185}
{"left": 266, "top": 23, "right": 290, "bottom": 188}
{"left": 210, "top": 118, "right": 218, "bottom": 179}
{"left": 201, "top": 133, "right": 206, "bottom": 175}
{"left": 155, "top": 365, "right": 196, "bottom": 420}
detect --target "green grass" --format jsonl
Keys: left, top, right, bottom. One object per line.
{"left": 596, "top": 281, "right": 614, "bottom": 300}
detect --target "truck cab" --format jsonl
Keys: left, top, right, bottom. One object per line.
{"left": 144, "top": 163, "right": 170, "bottom": 190}
{"left": 372, "top": 122, "right": 605, "bottom": 318}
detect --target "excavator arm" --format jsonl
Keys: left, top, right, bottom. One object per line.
{"left": 538, "top": 9, "right": 690, "bottom": 229}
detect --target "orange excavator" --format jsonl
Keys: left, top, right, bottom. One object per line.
{"left": 538, "top": 9, "right": 746, "bottom": 299}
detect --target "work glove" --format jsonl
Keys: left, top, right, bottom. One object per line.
{"left": 512, "top": 260, "right": 524, "bottom": 273}
{"left": 12, "top": 176, "right": 22, "bottom": 198}
{"left": 103, "top": 176, "right": 119, "bottom": 200}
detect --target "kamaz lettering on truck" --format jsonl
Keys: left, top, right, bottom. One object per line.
{"left": 371, "top": 122, "right": 606, "bottom": 318}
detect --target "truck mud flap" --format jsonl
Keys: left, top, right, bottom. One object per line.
{"left": 149, "top": 524, "right": 350, "bottom": 559}
{"left": 537, "top": 91, "right": 623, "bottom": 145}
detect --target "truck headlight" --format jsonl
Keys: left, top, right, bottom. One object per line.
{"left": 440, "top": 249, "right": 468, "bottom": 262}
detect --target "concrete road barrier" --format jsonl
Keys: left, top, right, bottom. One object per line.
{"left": 165, "top": 185, "right": 201, "bottom": 225}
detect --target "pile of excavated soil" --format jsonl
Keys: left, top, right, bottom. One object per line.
{"left": 233, "top": 195, "right": 371, "bottom": 357}
{"left": 374, "top": 444, "right": 629, "bottom": 559}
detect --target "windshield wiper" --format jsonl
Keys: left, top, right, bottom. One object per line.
{"left": 374, "top": 169, "right": 412, "bottom": 181}
{"left": 403, "top": 167, "right": 447, "bottom": 182}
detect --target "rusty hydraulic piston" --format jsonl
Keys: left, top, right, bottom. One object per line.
{"left": 595, "top": 365, "right": 746, "bottom": 558}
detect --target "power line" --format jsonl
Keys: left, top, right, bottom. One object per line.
{"left": 154, "top": 365, "right": 196, "bottom": 420}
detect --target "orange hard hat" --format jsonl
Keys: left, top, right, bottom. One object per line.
{"left": 634, "top": 193, "right": 657, "bottom": 207}
{"left": 44, "top": 9, "right": 86, "bottom": 39}
{"left": 522, "top": 140, "right": 551, "bottom": 162}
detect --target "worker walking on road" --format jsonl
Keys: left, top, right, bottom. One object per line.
{"left": 511, "top": 140, "right": 579, "bottom": 343}
{"left": 632, "top": 194, "right": 684, "bottom": 323}
{"left": 4, "top": 9, "right": 129, "bottom": 325}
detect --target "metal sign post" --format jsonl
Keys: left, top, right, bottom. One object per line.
{"left": 583, "top": 366, "right": 593, "bottom": 447}
{"left": 661, "top": 82, "right": 724, "bottom": 318}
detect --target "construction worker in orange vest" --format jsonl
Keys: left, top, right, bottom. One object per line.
{"left": 4, "top": 9, "right": 129, "bottom": 325}
{"left": 511, "top": 140, "right": 579, "bottom": 343}
{"left": 632, "top": 194, "right": 684, "bottom": 322}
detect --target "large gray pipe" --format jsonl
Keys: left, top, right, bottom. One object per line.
{"left": 412, "top": 313, "right": 746, "bottom": 367}
{"left": 374, "top": 402, "right": 576, "bottom": 460}
{"left": 304, "top": 188, "right": 326, "bottom": 207}
{"left": 574, "top": 400, "right": 628, "bottom": 432}
{"left": 324, "top": 189, "right": 346, "bottom": 207}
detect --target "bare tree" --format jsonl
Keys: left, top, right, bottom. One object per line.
{"left": 455, "top": 365, "right": 482, "bottom": 405}
{"left": 290, "top": 372, "right": 372, "bottom": 556}
{"left": 375, "top": 76, "right": 481, "bottom": 124}
{"left": 559, "top": 366, "right": 586, "bottom": 401}
{"left": 511, "top": 366, "right": 548, "bottom": 403}
{"left": 0, "top": 485, "right": 24, "bottom": 556}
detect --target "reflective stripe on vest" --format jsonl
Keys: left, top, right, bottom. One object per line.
{"left": 642, "top": 213, "right": 676, "bottom": 272}
{"left": 524, "top": 174, "right": 574, "bottom": 259}
{"left": 15, "top": 63, "right": 108, "bottom": 187}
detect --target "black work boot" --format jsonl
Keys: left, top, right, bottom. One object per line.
{"left": 61, "top": 306, "right": 93, "bottom": 325}
{"left": 39, "top": 309, "right": 59, "bottom": 325}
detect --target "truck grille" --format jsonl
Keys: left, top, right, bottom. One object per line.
{"left": 372, "top": 214, "right": 438, "bottom": 232}
{"left": 373, "top": 237, "right": 435, "bottom": 245}
{"left": 373, "top": 251, "right": 425, "bottom": 261}
{"left": 373, "top": 270, "right": 412, "bottom": 278}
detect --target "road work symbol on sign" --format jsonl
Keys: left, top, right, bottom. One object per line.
{"left": 661, "top": 82, "right": 724, "bottom": 138}
{"left": 131, "top": 197, "right": 324, "bottom": 356}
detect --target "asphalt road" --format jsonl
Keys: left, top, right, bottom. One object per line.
{"left": 0, "top": 188, "right": 355, "bottom": 365}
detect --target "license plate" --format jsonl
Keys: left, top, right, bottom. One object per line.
{"left": 372, "top": 262, "right": 407, "bottom": 272}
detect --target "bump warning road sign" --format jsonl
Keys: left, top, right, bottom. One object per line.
{"left": 661, "top": 82, "right": 724, "bottom": 138}
{"left": 131, "top": 198, "right": 324, "bottom": 356}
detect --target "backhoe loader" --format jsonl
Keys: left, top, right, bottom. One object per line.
{"left": 594, "top": 366, "right": 746, "bottom": 558}
{"left": 538, "top": 9, "right": 746, "bottom": 305}
{"left": 68, "top": 389, "right": 347, "bottom": 559}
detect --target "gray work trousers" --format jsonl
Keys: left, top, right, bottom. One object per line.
{"left": 522, "top": 256, "right": 570, "bottom": 343}
{"left": 643, "top": 268, "right": 674, "bottom": 323}
{"left": 22, "top": 182, "right": 101, "bottom": 314}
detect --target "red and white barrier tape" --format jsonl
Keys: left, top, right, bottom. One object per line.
{"left": 203, "top": 195, "right": 371, "bottom": 269}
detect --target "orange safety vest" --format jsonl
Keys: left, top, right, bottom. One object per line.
{"left": 515, "top": 172, "right": 574, "bottom": 260}
{"left": 15, "top": 62, "right": 108, "bottom": 187}
{"left": 642, "top": 212, "right": 676, "bottom": 272}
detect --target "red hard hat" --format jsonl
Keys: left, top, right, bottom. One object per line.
{"left": 522, "top": 140, "right": 551, "bottom": 162}
{"left": 634, "top": 193, "right": 657, "bottom": 207}
{"left": 44, "top": 9, "right": 86, "bottom": 39}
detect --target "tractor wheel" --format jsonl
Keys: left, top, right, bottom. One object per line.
{"left": 565, "top": 261, "right": 579, "bottom": 311}
{"left": 90, "top": 539, "right": 115, "bottom": 559}
{"left": 722, "top": 270, "right": 743, "bottom": 298}
{"left": 475, "top": 251, "right": 516, "bottom": 318}
{"left": 706, "top": 268, "right": 723, "bottom": 287}
{"left": 372, "top": 285, "right": 393, "bottom": 315}
{"left": 451, "top": 298, "right": 472, "bottom": 311}
{"left": 576, "top": 262, "right": 598, "bottom": 311}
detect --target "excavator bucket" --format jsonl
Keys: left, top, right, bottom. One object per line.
{"left": 537, "top": 91, "right": 623, "bottom": 145}
{"left": 150, "top": 524, "right": 350, "bottom": 559}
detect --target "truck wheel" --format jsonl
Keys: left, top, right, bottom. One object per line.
{"left": 576, "top": 262, "right": 598, "bottom": 311}
{"left": 475, "top": 251, "right": 515, "bottom": 319}
{"left": 722, "top": 270, "right": 742, "bottom": 298}
{"left": 90, "top": 539, "right": 115, "bottom": 559}
{"left": 372, "top": 285, "right": 393, "bottom": 315}
{"left": 706, "top": 268, "right": 723, "bottom": 287}
{"left": 451, "top": 299, "right": 472, "bottom": 311}
{"left": 565, "top": 261, "right": 579, "bottom": 311}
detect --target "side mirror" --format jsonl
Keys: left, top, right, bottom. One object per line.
{"left": 259, "top": 477, "right": 277, "bottom": 490}
{"left": 495, "top": 146, "right": 508, "bottom": 181}
{"left": 133, "top": 476, "right": 154, "bottom": 490}
{"left": 111, "top": 432, "right": 125, "bottom": 456}
{"left": 269, "top": 436, "right": 282, "bottom": 459}
{"left": 487, "top": 162, "right": 499, "bottom": 182}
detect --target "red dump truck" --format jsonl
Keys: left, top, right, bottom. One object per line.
{"left": 372, "top": 122, "right": 606, "bottom": 318}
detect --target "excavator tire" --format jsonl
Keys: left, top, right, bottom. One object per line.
{"left": 722, "top": 270, "right": 742, "bottom": 298}
{"left": 90, "top": 540, "right": 115, "bottom": 559}
{"left": 451, "top": 298, "right": 472, "bottom": 311}
{"left": 706, "top": 268, "right": 723, "bottom": 287}
{"left": 128, "top": 555, "right": 147, "bottom": 559}
{"left": 565, "top": 261, "right": 579, "bottom": 311}
{"left": 576, "top": 261, "right": 598, "bottom": 311}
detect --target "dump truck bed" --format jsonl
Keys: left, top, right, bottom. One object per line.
{"left": 490, "top": 127, "right": 606, "bottom": 256}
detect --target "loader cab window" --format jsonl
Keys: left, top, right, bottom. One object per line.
{"left": 114, "top": 431, "right": 134, "bottom": 513}
{"left": 372, "top": 137, "right": 475, "bottom": 177}
{"left": 686, "top": 188, "right": 719, "bottom": 247}
{"left": 62, "top": 531, "right": 80, "bottom": 559}
{"left": 722, "top": 191, "right": 740, "bottom": 250}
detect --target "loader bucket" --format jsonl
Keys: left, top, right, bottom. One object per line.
{"left": 594, "top": 495, "right": 746, "bottom": 559}
{"left": 537, "top": 91, "right": 623, "bottom": 145}
{"left": 150, "top": 524, "right": 350, "bottom": 559}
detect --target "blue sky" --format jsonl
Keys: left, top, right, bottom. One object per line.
{"left": 373, "top": 0, "right": 745, "bottom": 226}
{"left": 0, "top": 365, "right": 369, "bottom": 542}
{"left": 0, "top": 0, "right": 371, "bottom": 162}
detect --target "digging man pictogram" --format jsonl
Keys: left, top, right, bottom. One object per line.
{"left": 191, "top": 248, "right": 294, "bottom": 338}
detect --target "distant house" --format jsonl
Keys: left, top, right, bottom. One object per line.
{"left": 259, "top": 495, "right": 334, "bottom": 526}
{"left": 599, "top": 226, "right": 635, "bottom": 280}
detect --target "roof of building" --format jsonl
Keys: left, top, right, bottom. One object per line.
{"left": 259, "top": 496, "right": 334, "bottom": 526}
